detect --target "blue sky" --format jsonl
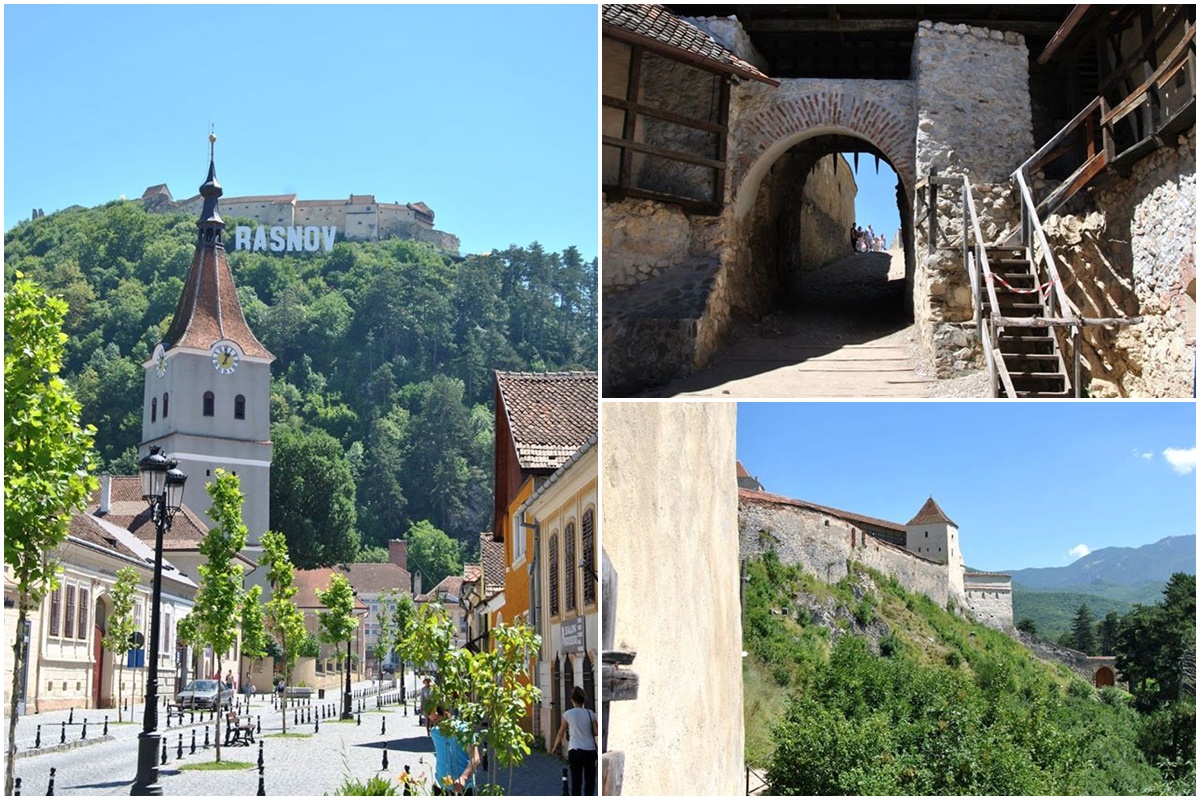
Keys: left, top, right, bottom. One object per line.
{"left": 849, "top": 157, "right": 901, "bottom": 246}
{"left": 3, "top": 4, "right": 599, "bottom": 259}
{"left": 737, "top": 402, "right": 1197, "bottom": 572}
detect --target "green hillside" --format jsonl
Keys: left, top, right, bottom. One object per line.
{"left": 1011, "top": 586, "right": 1163, "bottom": 643}
{"left": 743, "top": 552, "right": 1195, "bottom": 795}
{"left": 4, "top": 201, "right": 597, "bottom": 568}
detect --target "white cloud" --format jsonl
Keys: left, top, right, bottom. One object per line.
{"left": 1068, "top": 544, "right": 1091, "bottom": 560}
{"left": 1163, "top": 447, "right": 1197, "bottom": 475}
{"left": 1131, "top": 448, "right": 1154, "bottom": 460}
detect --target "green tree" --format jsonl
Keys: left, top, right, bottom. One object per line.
{"left": 316, "top": 572, "right": 359, "bottom": 719}
{"left": 190, "top": 470, "right": 250, "bottom": 763}
{"left": 1097, "top": 610, "right": 1121, "bottom": 656}
{"left": 400, "top": 377, "right": 471, "bottom": 537}
{"left": 403, "top": 602, "right": 542, "bottom": 794}
{"left": 4, "top": 275, "right": 99, "bottom": 795}
{"left": 101, "top": 567, "right": 140, "bottom": 723}
{"left": 269, "top": 425, "right": 359, "bottom": 569}
{"left": 240, "top": 584, "right": 268, "bottom": 708}
{"left": 1016, "top": 617, "right": 1039, "bottom": 636}
{"left": 1072, "top": 603, "right": 1096, "bottom": 654}
{"left": 260, "top": 530, "right": 305, "bottom": 735}
{"left": 405, "top": 520, "right": 463, "bottom": 590}
{"left": 1116, "top": 573, "right": 1197, "bottom": 712}
{"left": 388, "top": 593, "right": 416, "bottom": 694}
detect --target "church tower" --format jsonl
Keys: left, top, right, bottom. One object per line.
{"left": 141, "top": 136, "right": 274, "bottom": 545}
{"left": 904, "top": 496, "right": 964, "bottom": 594}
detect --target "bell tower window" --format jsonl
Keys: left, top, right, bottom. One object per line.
{"left": 162, "top": 393, "right": 169, "bottom": 418}
{"left": 234, "top": 394, "right": 246, "bottom": 420}
{"left": 151, "top": 397, "right": 157, "bottom": 423}
{"left": 203, "top": 391, "right": 215, "bottom": 417}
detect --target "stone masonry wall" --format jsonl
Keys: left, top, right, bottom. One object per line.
{"left": 963, "top": 577, "right": 1014, "bottom": 630}
{"left": 740, "top": 497, "right": 955, "bottom": 609}
{"left": 912, "top": 21, "right": 1034, "bottom": 375}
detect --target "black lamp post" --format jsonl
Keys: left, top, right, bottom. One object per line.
{"left": 131, "top": 447, "right": 187, "bottom": 796}
{"left": 342, "top": 591, "right": 357, "bottom": 720}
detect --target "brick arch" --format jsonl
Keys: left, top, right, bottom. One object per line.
{"left": 733, "top": 90, "right": 915, "bottom": 219}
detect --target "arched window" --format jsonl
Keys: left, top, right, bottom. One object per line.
{"left": 162, "top": 393, "right": 169, "bottom": 419}
{"left": 234, "top": 394, "right": 246, "bottom": 420}
{"left": 564, "top": 522, "right": 577, "bottom": 613}
{"left": 548, "top": 533, "right": 560, "bottom": 618}
{"left": 203, "top": 391, "right": 215, "bottom": 417}
{"left": 582, "top": 509, "right": 596, "bottom": 606}
{"left": 151, "top": 397, "right": 157, "bottom": 423}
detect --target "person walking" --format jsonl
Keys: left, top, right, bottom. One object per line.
{"left": 551, "top": 686, "right": 598, "bottom": 796}
{"left": 420, "top": 677, "right": 434, "bottom": 733}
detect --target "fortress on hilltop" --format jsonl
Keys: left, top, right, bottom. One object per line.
{"left": 140, "top": 183, "right": 461, "bottom": 254}
{"left": 737, "top": 463, "right": 1014, "bottom": 630}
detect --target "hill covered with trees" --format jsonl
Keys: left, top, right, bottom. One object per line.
{"left": 744, "top": 551, "right": 1195, "bottom": 795}
{"left": 3, "top": 201, "right": 597, "bottom": 571}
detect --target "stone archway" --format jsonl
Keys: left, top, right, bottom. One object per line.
{"left": 1094, "top": 665, "right": 1116, "bottom": 688}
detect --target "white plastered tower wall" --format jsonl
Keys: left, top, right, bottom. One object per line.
{"left": 904, "top": 497, "right": 965, "bottom": 595}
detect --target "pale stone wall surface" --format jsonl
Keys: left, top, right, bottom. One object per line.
{"left": 1042, "top": 127, "right": 1196, "bottom": 397}
{"left": 911, "top": 21, "right": 1033, "bottom": 375}
{"left": 603, "top": 403, "right": 743, "bottom": 796}
{"left": 963, "top": 577, "right": 1014, "bottom": 630}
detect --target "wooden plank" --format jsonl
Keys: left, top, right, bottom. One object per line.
{"left": 1019, "top": 96, "right": 1102, "bottom": 175}
{"left": 602, "top": 95, "right": 728, "bottom": 134}
{"left": 602, "top": 666, "right": 640, "bottom": 702}
{"left": 603, "top": 650, "right": 636, "bottom": 666}
{"left": 994, "top": 348, "right": 1019, "bottom": 398}
{"left": 601, "top": 135, "right": 726, "bottom": 171}
{"left": 1035, "top": 150, "right": 1108, "bottom": 216}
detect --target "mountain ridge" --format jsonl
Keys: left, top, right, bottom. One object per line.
{"left": 1005, "top": 534, "right": 1195, "bottom": 591}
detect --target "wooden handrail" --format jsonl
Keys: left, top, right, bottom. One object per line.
{"left": 1018, "top": 96, "right": 1104, "bottom": 178}
{"left": 1013, "top": 169, "right": 1077, "bottom": 325}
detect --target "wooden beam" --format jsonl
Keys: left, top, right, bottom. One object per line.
{"left": 1038, "top": 4, "right": 1092, "bottom": 65}
{"left": 744, "top": 17, "right": 1066, "bottom": 35}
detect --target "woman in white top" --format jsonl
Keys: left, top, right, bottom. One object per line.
{"left": 552, "top": 686, "right": 597, "bottom": 795}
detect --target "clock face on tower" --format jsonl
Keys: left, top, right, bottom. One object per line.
{"left": 211, "top": 343, "right": 240, "bottom": 375}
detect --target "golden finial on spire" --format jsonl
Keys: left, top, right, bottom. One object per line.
{"left": 209, "top": 125, "right": 216, "bottom": 159}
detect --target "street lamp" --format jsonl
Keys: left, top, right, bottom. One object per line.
{"left": 131, "top": 446, "right": 187, "bottom": 796}
{"left": 343, "top": 590, "right": 357, "bottom": 720}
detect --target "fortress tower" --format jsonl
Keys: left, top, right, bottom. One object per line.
{"left": 140, "top": 138, "right": 274, "bottom": 545}
{"left": 904, "top": 496, "right": 965, "bottom": 594}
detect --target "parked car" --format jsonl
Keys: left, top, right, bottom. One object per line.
{"left": 175, "top": 679, "right": 233, "bottom": 710}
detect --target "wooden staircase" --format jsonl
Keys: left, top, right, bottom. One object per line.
{"left": 980, "top": 246, "right": 1072, "bottom": 398}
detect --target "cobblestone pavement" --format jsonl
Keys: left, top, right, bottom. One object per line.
{"left": 6, "top": 679, "right": 568, "bottom": 796}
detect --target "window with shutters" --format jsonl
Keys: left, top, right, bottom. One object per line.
{"left": 77, "top": 587, "right": 90, "bottom": 640}
{"left": 49, "top": 586, "right": 62, "bottom": 636}
{"left": 64, "top": 584, "right": 76, "bottom": 639}
{"left": 564, "top": 522, "right": 577, "bottom": 613}
{"left": 548, "top": 532, "right": 560, "bottom": 618}
{"left": 582, "top": 508, "right": 596, "bottom": 606}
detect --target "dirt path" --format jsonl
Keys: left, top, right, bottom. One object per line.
{"left": 644, "top": 249, "right": 935, "bottom": 398}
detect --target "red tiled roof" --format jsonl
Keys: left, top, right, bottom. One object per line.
{"left": 221, "top": 194, "right": 296, "bottom": 205}
{"left": 69, "top": 514, "right": 143, "bottom": 562}
{"left": 907, "top": 497, "right": 957, "bottom": 527}
{"left": 602, "top": 4, "right": 776, "bottom": 85}
{"left": 88, "top": 476, "right": 212, "bottom": 552}
{"left": 479, "top": 533, "right": 505, "bottom": 594}
{"left": 162, "top": 231, "right": 274, "bottom": 360}
{"left": 736, "top": 461, "right": 751, "bottom": 479}
{"left": 739, "top": 487, "right": 906, "bottom": 533}
{"left": 495, "top": 372, "right": 598, "bottom": 472}
{"left": 418, "top": 573, "right": 467, "bottom": 603}
{"left": 142, "top": 184, "right": 172, "bottom": 200}
{"left": 341, "top": 562, "right": 412, "bottom": 596}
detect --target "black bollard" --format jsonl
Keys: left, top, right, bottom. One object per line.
{"left": 404, "top": 700, "right": 407, "bottom": 717}
{"left": 257, "top": 740, "right": 264, "bottom": 769}
{"left": 14, "top": 777, "right": 20, "bottom": 795}
{"left": 314, "top": 716, "right": 319, "bottom": 733}
{"left": 177, "top": 732, "right": 183, "bottom": 760}
{"left": 382, "top": 745, "right": 389, "bottom": 771}
{"left": 562, "top": 767, "right": 569, "bottom": 795}
{"left": 357, "top": 711, "right": 361, "bottom": 726}
{"left": 161, "top": 736, "right": 168, "bottom": 765}
{"left": 60, "top": 720, "right": 66, "bottom": 744}
{"left": 402, "top": 765, "right": 411, "bottom": 797}
{"left": 104, "top": 715, "right": 109, "bottom": 736}
{"left": 190, "top": 709, "right": 195, "bottom": 725}
{"left": 68, "top": 707, "right": 74, "bottom": 725}
{"left": 204, "top": 725, "right": 210, "bottom": 749}
{"left": 381, "top": 717, "right": 386, "bottom": 736}
{"left": 190, "top": 728, "right": 196, "bottom": 755}
{"left": 257, "top": 764, "right": 266, "bottom": 796}
{"left": 256, "top": 715, "right": 261, "bottom": 734}
{"left": 81, "top": 718, "right": 87, "bottom": 740}
{"left": 294, "top": 707, "right": 299, "bottom": 726}
{"left": 35, "top": 725, "right": 41, "bottom": 749}
{"left": 47, "top": 767, "right": 56, "bottom": 796}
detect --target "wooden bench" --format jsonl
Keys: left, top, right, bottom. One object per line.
{"left": 283, "top": 686, "right": 313, "bottom": 700}
{"left": 225, "top": 712, "right": 255, "bottom": 746}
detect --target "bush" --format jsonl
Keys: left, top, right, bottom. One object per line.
{"left": 329, "top": 775, "right": 398, "bottom": 795}
{"left": 1066, "top": 678, "right": 1094, "bottom": 699}
{"left": 854, "top": 595, "right": 877, "bottom": 627}
{"left": 944, "top": 651, "right": 962, "bottom": 668}
{"left": 879, "top": 633, "right": 901, "bottom": 658}
{"left": 1098, "top": 686, "right": 1131, "bottom": 707}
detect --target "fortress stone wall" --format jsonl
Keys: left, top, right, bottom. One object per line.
{"left": 740, "top": 491, "right": 958, "bottom": 611}
{"left": 142, "top": 184, "right": 461, "bottom": 255}
{"left": 740, "top": 489, "right": 1014, "bottom": 630}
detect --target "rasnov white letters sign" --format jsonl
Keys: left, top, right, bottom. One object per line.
{"left": 234, "top": 225, "right": 337, "bottom": 253}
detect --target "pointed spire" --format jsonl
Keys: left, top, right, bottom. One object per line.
{"left": 906, "top": 496, "right": 956, "bottom": 527}
{"left": 197, "top": 131, "right": 224, "bottom": 242}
